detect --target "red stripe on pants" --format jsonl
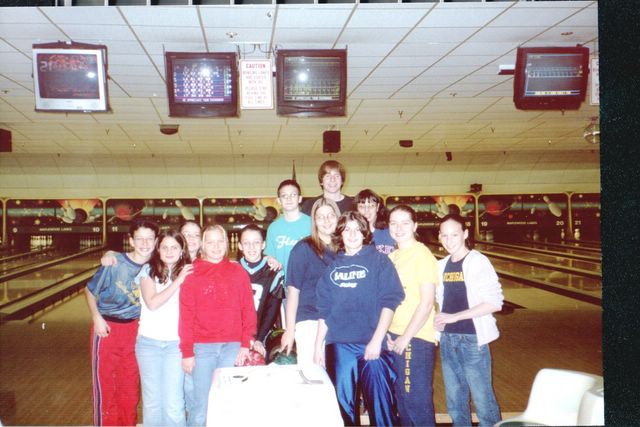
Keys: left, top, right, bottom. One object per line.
{"left": 91, "top": 320, "right": 140, "bottom": 426}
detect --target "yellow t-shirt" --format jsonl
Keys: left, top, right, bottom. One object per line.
{"left": 388, "top": 241, "right": 438, "bottom": 343}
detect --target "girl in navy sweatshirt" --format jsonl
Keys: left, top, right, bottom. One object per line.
{"left": 314, "top": 211, "right": 405, "bottom": 426}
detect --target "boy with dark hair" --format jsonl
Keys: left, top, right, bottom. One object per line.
{"left": 301, "top": 160, "right": 354, "bottom": 215}
{"left": 238, "top": 224, "right": 285, "bottom": 356}
{"left": 265, "top": 179, "right": 311, "bottom": 277}
{"left": 85, "top": 219, "right": 159, "bottom": 426}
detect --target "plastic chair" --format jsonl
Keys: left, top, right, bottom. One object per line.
{"left": 494, "top": 368, "right": 603, "bottom": 426}
{"left": 577, "top": 379, "right": 605, "bottom": 426}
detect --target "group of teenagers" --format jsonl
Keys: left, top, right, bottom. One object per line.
{"left": 84, "top": 160, "right": 504, "bottom": 427}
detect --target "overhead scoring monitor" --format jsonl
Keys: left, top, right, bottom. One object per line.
{"left": 165, "top": 51, "right": 239, "bottom": 118}
{"left": 513, "top": 45, "right": 590, "bottom": 110}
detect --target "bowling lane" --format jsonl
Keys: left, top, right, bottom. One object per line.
{"left": 0, "top": 248, "right": 76, "bottom": 275}
{"left": 472, "top": 242, "right": 601, "bottom": 274}
{"left": 519, "top": 240, "right": 601, "bottom": 255}
{"left": 427, "top": 244, "right": 601, "bottom": 302}
{"left": 476, "top": 240, "right": 601, "bottom": 262}
{"left": 0, "top": 252, "right": 101, "bottom": 307}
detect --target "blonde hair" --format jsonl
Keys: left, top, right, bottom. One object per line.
{"left": 201, "top": 224, "right": 229, "bottom": 258}
{"left": 305, "top": 198, "right": 340, "bottom": 258}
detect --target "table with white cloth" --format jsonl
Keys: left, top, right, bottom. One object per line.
{"left": 206, "top": 364, "right": 343, "bottom": 427}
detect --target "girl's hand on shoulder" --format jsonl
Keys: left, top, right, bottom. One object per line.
{"left": 266, "top": 256, "right": 282, "bottom": 272}
{"left": 100, "top": 251, "right": 118, "bottom": 267}
{"left": 176, "top": 264, "right": 194, "bottom": 285}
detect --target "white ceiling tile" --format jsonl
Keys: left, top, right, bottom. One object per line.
{"left": 143, "top": 42, "right": 208, "bottom": 56}
{"left": 41, "top": 6, "right": 124, "bottom": 25}
{"left": 0, "top": 59, "right": 32, "bottom": 74}
{"left": 468, "top": 27, "right": 547, "bottom": 44}
{"left": 392, "top": 42, "right": 458, "bottom": 57}
{"left": 529, "top": 27, "right": 598, "bottom": 45}
{"left": 340, "top": 28, "right": 406, "bottom": 45}
{"left": 272, "top": 28, "right": 343, "bottom": 44}
{"left": 0, "top": 7, "right": 50, "bottom": 24}
{"left": 60, "top": 24, "right": 135, "bottom": 41}
{"left": 420, "top": 4, "right": 509, "bottom": 28}
{"left": 494, "top": 5, "right": 584, "bottom": 27}
{"left": 436, "top": 55, "right": 496, "bottom": 67}
{"left": 200, "top": 6, "right": 275, "bottom": 29}
{"left": 348, "top": 8, "right": 425, "bottom": 29}
{"left": 108, "top": 54, "right": 154, "bottom": 66}
{"left": 344, "top": 43, "right": 396, "bottom": 57}
{"left": 134, "top": 26, "right": 203, "bottom": 43}
{"left": 120, "top": 7, "right": 200, "bottom": 26}
{"left": 405, "top": 27, "right": 478, "bottom": 44}
{"left": 108, "top": 64, "right": 160, "bottom": 77}
{"left": 452, "top": 42, "right": 517, "bottom": 57}
{"left": 369, "top": 66, "right": 426, "bottom": 78}
{"left": 276, "top": 6, "right": 351, "bottom": 28}
{"left": 206, "top": 28, "right": 272, "bottom": 44}
{"left": 381, "top": 56, "right": 439, "bottom": 68}
{"left": 560, "top": 5, "right": 598, "bottom": 27}
{"left": 0, "top": 23, "right": 67, "bottom": 40}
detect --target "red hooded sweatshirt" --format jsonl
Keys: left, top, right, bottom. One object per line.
{"left": 179, "top": 257, "right": 257, "bottom": 358}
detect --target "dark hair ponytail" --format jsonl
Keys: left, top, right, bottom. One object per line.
{"left": 439, "top": 213, "right": 473, "bottom": 250}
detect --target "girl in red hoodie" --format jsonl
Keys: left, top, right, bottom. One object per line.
{"left": 179, "top": 224, "right": 256, "bottom": 426}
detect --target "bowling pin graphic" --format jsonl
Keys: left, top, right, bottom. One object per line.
{"left": 435, "top": 198, "right": 450, "bottom": 218}
{"left": 560, "top": 229, "right": 565, "bottom": 240}
{"left": 62, "top": 200, "right": 76, "bottom": 222}
{"left": 542, "top": 196, "right": 562, "bottom": 217}
{"left": 574, "top": 228, "right": 581, "bottom": 240}
{"left": 175, "top": 200, "right": 196, "bottom": 221}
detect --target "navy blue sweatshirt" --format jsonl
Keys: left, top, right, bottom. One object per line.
{"left": 316, "top": 244, "right": 405, "bottom": 344}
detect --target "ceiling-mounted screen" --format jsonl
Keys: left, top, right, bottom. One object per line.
{"left": 514, "top": 45, "right": 590, "bottom": 110}
{"left": 32, "top": 42, "right": 109, "bottom": 112}
{"left": 165, "top": 51, "right": 238, "bottom": 118}
{"left": 276, "top": 49, "right": 347, "bottom": 117}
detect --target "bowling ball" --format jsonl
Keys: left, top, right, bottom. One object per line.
{"left": 73, "top": 208, "right": 88, "bottom": 224}
{"left": 265, "top": 328, "right": 297, "bottom": 365}
{"left": 264, "top": 206, "right": 278, "bottom": 222}
{"left": 270, "top": 351, "right": 297, "bottom": 365}
{"left": 236, "top": 349, "right": 266, "bottom": 367}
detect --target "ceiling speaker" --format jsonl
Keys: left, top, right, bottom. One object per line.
{"left": 0, "top": 129, "right": 11, "bottom": 153}
{"left": 323, "top": 130, "right": 341, "bottom": 153}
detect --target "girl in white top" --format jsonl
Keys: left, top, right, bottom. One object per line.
{"left": 434, "top": 214, "right": 503, "bottom": 427}
{"left": 136, "top": 229, "right": 193, "bottom": 426}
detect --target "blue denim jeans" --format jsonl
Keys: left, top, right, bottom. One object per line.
{"left": 189, "top": 342, "right": 240, "bottom": 427}
{"left": 135, "top": 335, "right": 186, "bottom": 426}
{"left": 389, "top": 334, "right": 436, "bottom": 426}
{"left": 439, "top": 333, "right": 501, "bottom": 426}
{"left": 326, "top": 343, "right": 398, "bottom": 426}
{"left": 184, "top": 371, "right": 194, "bottom": 420}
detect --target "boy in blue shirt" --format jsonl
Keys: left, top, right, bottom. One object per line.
{"left": 85, "top": 220, "right": 159, "bottom": 426}
{"left": 265, "top": 179, "right": 311, "bottom": 278}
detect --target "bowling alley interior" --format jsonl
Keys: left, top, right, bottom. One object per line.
{"left": 0, "top": 0, "right": 605, "bottom": 426}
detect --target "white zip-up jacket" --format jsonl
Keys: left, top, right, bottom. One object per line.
{"left": 436, "top": 249, "right": 504, "bottom": 347}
